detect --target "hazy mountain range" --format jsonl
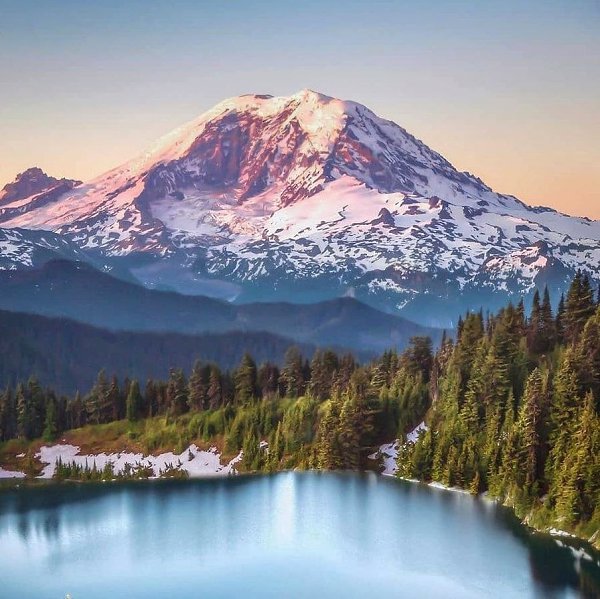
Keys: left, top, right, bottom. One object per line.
{"left": 0, "top": 308, "right": 317, "bottom": 394}
{"left": 0, "top": 259, "right": 440, "bottom": 355}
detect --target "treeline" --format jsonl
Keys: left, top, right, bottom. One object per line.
{"left": 400, "top": 272, "right": 600, "bottom": 535}
{"left": 53, "top": 457, "right": 185, "bottom": 482}
{"left": 0, "top": 339, "right": 432, "bottom": 461}
{"left": 0, "top": 350, "right": 341, "bottom": 441}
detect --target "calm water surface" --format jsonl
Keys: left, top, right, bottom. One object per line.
{"left": 0, "top": 472, "right": 599, "bottom": 598}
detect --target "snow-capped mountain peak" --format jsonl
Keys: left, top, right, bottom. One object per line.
{"left": 0, "top": 90, "right": 598, "bottom": 325}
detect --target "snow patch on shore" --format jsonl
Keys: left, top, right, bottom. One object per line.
{"left": 368, "top": 441, "right": 399, "bottom": 476}
{"left": 406, "top": 421, "right": 427, "bottom": 444}
{"left": 36, "top": 444, "right": 243, "bottom": 479}
{"left": 368, "top": 422, "right": 429, "bottom": 476}
{"left": 427, "top": 481, "right": 471, "bottom": 495}
{"left": 549, "top": 528, "right": 575, "bottom": 538}
{"left": 0, "top": 466, "right": 26, "bottom": 479}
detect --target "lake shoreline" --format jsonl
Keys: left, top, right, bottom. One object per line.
{"left": 394, "top": 474, "right": 600, "bottom": 557}
{"left": 2, "top": 445, "right": 600, "bottom": 558}
{"left": 372, "top": 436, "right": 600, "bottom": 554}
{"left": 2, "top": 425, "right": 599, "bottom": 556}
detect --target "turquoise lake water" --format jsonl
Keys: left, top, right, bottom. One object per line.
{"left": 0, "top": 472, "right": 599, "bottom": 598}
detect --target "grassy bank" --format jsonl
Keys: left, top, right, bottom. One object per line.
{"left": 0, "top": 413, "right": 242, "bottom": 479}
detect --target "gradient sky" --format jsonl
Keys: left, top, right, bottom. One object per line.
{"left": 1, "top": 0, "right": 599, "bottom": 218}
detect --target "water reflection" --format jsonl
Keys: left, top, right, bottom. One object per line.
{"left": 473, "top": 493, "right": 600, "bottom": 598}
{"left": 0, "top": 473, "right": 598, "bottom": 598}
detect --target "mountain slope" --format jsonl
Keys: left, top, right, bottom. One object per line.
{"left": 0, "top": 260, "right": 441, "bottom": 353}
{"left": 0, "top": 309, "right": 316, "bottom": 394}
{"left": 2, "top": 91, "right": 598, "bottom": 325}
{"left": 0, "top": 227, "right": 91, "bottom": 270}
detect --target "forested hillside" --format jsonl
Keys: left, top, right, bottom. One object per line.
{"left": 0, "top": 310, "right": 316, "bottom": 393}
{"left": 1, "top": 274, "right": 598, "bottom": 544}
{"left": 400, "top": 272, "right": 600, "bottom": 541}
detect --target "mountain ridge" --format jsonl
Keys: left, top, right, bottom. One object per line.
{"left": 0, "top": 259, "right": 442, "bottom": 353}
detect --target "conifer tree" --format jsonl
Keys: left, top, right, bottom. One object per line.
{"left": 234, "top": 353, "right": 257, "bottom": 404}
{"left": 496, "top": 400, "right": 519, "bottom": 493}
{"left": 309, "top": 350, "right": 338, "bottom": 400}
{"left": 338, "top": 392, "right": 361, "bottom": 470}
{"left": 410, "top": 429, "right": 434, "bottom": 480}
{"left": 268, "top": 421, "right": 285, "bottom": 471}
{"left": 280, "top": 347, "right": 306, "bottom": 398}
{"left": 144, "top": 380, "right": 158, "bottom": 418}
{"left": 564, "top": 271, "right": 596, "bottom": 343}
{"left": 334, "top": 353, "right": 357, "bottom": 393}
{"left": 554, "top": 392, "right": 600, "bottom": 523}
{"left": 316, "top": 396, "right": 343, "bottom": 470}
{"left": 16, "top": 383, "right": 29, "bottom": 439}
{"left": 257, "top": 362, "right": 280, "bottom": 398}
{"left": 167, "top": 369, "right": 189, "bottom": 416}
{"left": 207, "top": 366, "right": 222, "bottom": 410}
{"left": 369, "top": 362, "right": 388, "bottom": 394}
{"left": 403, "top": 337, "right": 432, "bottom": 381}
{"left": 86, "top": 370, "right": 111, "bottom": 425}
{"left": 578, "top": 308, "right": 600, "bottom": 400}
{"left": 0, "top": 388, "right": 16, "bottom": 441}
{"left": 527, "top": 289, "right": 542, "bottom": 352}
{"left": 43, "top": 398, "right": 58, "bottom": 441}
{"left": 527, "top": 288, "right": 555, "bottom": 354}
{"left": 546, "top": 349, "right": 582, "bottom": 485}
{"left": 27, "top": 377, "right": 46, "bottom": 439}
{"left": 515, "top": 368, "right": 548, "bottom": 495}
{"left": 453, "top": 312, "right": 484, "bottom": 391}
{"left": 516, "top": 299, "right": 526, "bottom": 337}
{"left": 188, "top": 360, "right": 206, "bottom": 411}
{"left": 242, "top": 428, "right": 261, "bottom": 471}
{"left": 337, "top": 370, "right": 375, "bottom": 470}
{"left": 107, "top": 376, "right": 122, "bottom": 422}
{"left": 555, "top": 293, "right": 566, "bottom": 343}
{"left": 126, "top": 380, "right": 142, "bottom": 422}
{"left": 70, "top": 391, "right": 85, "bottom": 429}
{"left": 540, "top": 286, "right": 556, "bottom": 351}
{"left": 308, "top": 350, "right": 327, "bottom": 400}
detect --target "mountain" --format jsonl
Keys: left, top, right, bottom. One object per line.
{"left": 0, "top": 227, "right": 91, "bottom": 270}
{"left": 0, "top": 308, "right": 317, "bottom": 394}
{"left": 1, "top": 91, "right": 598, "bottom": 325}
{"left": 0, "top": 260, "right": 441, "bottom": 354}
{"left": 0, "top": 167, "right": 81, "bottom": 216}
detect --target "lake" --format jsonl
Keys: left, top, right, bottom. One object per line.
{"left": 0, "top": 472, "right": 599, "bottom": 598}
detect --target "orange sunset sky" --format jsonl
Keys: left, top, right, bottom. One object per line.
{"left": 1, "top": 0, "right": 599, "bottom": 219}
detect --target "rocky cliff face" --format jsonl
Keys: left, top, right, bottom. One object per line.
{"left": 0, "top": 167, "right": 80, "bottom": 205}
